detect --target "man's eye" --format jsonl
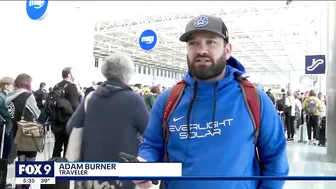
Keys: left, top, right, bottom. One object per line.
{"left": 188, "top": 42, "right": 197, "bottom": 46}
{"left": 207, "top": 40, "right": 216, "bottom": 44}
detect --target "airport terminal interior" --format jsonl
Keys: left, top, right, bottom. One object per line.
{"left": 1, "top": 1, "right": 336, "bottom": 189}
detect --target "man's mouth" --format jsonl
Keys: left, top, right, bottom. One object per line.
{"left": 195, "top": 57, "right": 211, "bottom": 65}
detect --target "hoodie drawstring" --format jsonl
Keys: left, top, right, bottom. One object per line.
{"left": 212, "top": 82, "right": 219, "bottom": 132}
{"left": 182, "top": 82, "right": 198, "bottom": 163}
{"left": 186, "top": 82, "right": 198, "bottom": 137}
{"left": 182, "top": 81, "right": 218, "bottom": 164}
{"left": 186, "top": 81, "right": 219, "bottom": 136}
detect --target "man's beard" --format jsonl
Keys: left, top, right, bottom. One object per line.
{"left": 187, "top": 54, "right": 226, "bottom": 80}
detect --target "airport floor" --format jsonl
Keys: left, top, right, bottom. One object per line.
{"left": 6, "top": 134, "right": 336, "bottom": 189}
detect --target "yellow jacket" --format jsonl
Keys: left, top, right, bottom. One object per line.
{"left": 303, "top": 96, "right": 323, "bottom": 116}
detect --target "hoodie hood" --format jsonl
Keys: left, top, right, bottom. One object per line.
{"left": 183, "top": 56, "right": 246, "bottom": 89}
{"left": 6, "top": 88, "right": 41, "bottom": 119}
{"left": 6, "top": 88, "right": 29, "bottom": 105}
{"left": 94, "top": 79, "right": 132, "bottom": 98}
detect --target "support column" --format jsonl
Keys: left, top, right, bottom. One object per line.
{"left": 326, "top": 1, "right": 336, "bottom": 162}
{"left": 319, "top": 3, "right": 328, "bottom": 95}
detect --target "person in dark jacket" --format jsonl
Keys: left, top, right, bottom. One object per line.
{"left": 266, "top": 88, "right": 275, "bottom": 105}
{"left": 66, "top": 53, "right": 149, "bottom": 189}
{"left": 84, "top": 81, "right": 104, "bottom": 98}
{"left": 34, "top": 82, "right": 48, "bottom": 124}
{"left": 34, "top": 82, "right": 48, "bottom": 109}
{"left": 52, "top": 67, "right": 79, "bottom": 158}
{"left": 0, "top": 77, "right": 14, "bottom": 160}
{"left": 84, "top": 82, "right": 96, "bottom": 97}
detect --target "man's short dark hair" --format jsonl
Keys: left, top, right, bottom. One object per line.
{"left": 62, "top": 67, "right": 72, "bottom": 79}
{"left": 40, "top": 82, "right": 46, "bottom": 88}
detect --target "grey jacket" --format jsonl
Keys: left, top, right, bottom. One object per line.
{"left": 6, "top": 88, "right": 41, "bottom": 120}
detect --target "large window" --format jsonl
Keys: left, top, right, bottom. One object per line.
{"left": 147, "top": 66, "right": 151, "bottom": 75}
{"left": 142, "top": 66, "right": 146, "bottom": 74}
{"left": 134, "top": 65, "right": 137, "bottom": 73}
{"left": 138, "top": 65, "right": 142, "bottom": 74}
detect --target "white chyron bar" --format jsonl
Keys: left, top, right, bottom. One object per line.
{"left": 16, "top": 162, "right": 182, "bottom": 184}
{"left": 56, "top": 162, "right": 182, "bottom": 178}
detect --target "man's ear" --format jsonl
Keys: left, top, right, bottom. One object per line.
{"left": 225, "top": 43, "right": 232, "bottom": 60}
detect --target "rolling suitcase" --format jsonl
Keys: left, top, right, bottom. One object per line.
{"left": 0, "top": 118, "right": 8, "bottom": 189}
{"left": 298, "top": 123, "right": 308, "bottom": 143}
{"left": 44, "top": 123, "right": 53, "bottom": 161}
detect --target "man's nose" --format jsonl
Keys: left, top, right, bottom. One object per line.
{"left": 196, "top": 42, "right": 209, "bottom": 55}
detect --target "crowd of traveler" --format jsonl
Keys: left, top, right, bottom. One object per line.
{"left": 266, "top": 88, "right": 326, "bottom": 146}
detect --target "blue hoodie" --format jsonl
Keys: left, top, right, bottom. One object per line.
{"left": 139, "top": 57, "right": 289, "bottom": 189}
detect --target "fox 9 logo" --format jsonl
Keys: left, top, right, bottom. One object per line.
{"left": 16, "top": 162, "right": 54, "bottom": 177}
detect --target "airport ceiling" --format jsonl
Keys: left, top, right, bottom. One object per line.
{"left": 93, "top": 1, "right": 325, "bottom": 76}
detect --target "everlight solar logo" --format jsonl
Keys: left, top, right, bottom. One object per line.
{"left": 26, "top": 0, "right": 49, "bottom": 21}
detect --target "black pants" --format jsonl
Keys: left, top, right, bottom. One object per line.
{"left": 52, "top": 128, "right": 69, "bottom": 158}
{"left": 319, "top": 117, "right": 326, "bottom": 145}
{"left": 306, "top": 115, "right": 319, "bottom": 140}
{"left": 286, "top": 115, "right": 295, "bottom": 139}
{"left": 2, "top": 130, "right": 13, "bottom": 159}
{"left": 280, "top": 113, "right": 286, "bottom": 129}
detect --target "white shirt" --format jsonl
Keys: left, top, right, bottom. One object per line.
{"left": 320, "top": 103, "right": 326, "bottom": 117}
{"left": 285, "top": 96, "right": 296, "bottom": 117}
{"left": 295, "top": 99, "right": 302, "bottom": 116}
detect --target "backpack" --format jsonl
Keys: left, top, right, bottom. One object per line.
{"left": 45, "top": 84, "right": 73, "bottom": 127}
{"left": 161, "top": 77, "right": 263, "bottom": 173}
{"left": 306, "top": 98, "right": 318, "bottom": 115}
{"left": 276, "top": 95, "right": 286, "bottom": 112}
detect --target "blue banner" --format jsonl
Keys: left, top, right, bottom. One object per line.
{"left": 305, "top": 55, "right": 326, "bottom": 74}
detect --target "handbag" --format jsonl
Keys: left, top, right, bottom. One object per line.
{"left": 14, "top": 93, "right": 45, "bottom": 152}
{"left": 65, "top": 92, "right": 93, "bottom": 161}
